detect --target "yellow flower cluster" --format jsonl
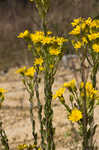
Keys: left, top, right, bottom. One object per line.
{"left": 18, "top": 144, "right": 38, "bottom": 150}
{"left": 53, "top": 79, "right": 76, "bottom": 100}
{"left": 18, "top": 30, "right": 67, "bottom": 46}
{"left": 30, "top": 31, "right": 44, "bottom": 44}
{"left": 69, "top": 108, "right": 83, "bottom": 122}
{"left": 80, "top": 81, "right": 99, "bottom": 99}
{"left": 31, "top": 32, "right": 67, "bottom": 46}
{"left": 16, "top": 66, "right": 36, "bottom": 78}
{"left": 86, "top": 82, "right": 99, "bottom": 99}
{"left": 70, "top": 17, "right": 99, "bottom": 53}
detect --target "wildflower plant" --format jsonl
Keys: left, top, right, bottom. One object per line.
{"left": 53, "top": 17, "right": 99, "bottom": 150}
{"left": 53, "top": 79, "right": 99, "bottom": 150}
{"left": 69, "top": 17, "right": 99, "bottom": 150}
{"left": 17, "top": 29, "right": 67, "bottom": 150}
{"left": 17, "top": 0, "right": 68, "bottom": 149}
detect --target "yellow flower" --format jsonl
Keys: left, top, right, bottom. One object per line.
{"left": 49, "top": 48, "right": 61, "bottom": 55}
{"left": 47, "top": 31, "right": 52, "bottom": 35}
{"left": 0, "top": 88, "right": 6, "bottom": 94}
{"left": 38, "top": 148, "right": 42, "bottom": 150}
{"left": 80, "top": 81, "right": 84, "bottom": 89}
{"left": 71, "top": 17, "right": 82, "bottom": 27}
{"left": 69, "top": 25, "right": 81, "bottom": 35}
{"left": 34, "top": 58, "right": 44, "bottom": 66}
{"left": 50, "top": 64, "right": 54, "bottom": 69}
{"left": 55, "top": 37, "right": 68, "bottom": 46}
{"left": 88, "top": 33, "right": 99, "bottom": 41}
{"left": 85, "top": 82, "right": 97, "bottom": 99}
{"left": 35, "top": 31, "right": 44, "bottom": 36}
{"left": 69, "top": 108, "right": 83, "bottom": 122}
{"left": 25, "top": 67, "right": 35, "bottom": 77}
{"left": 79, "top": 81, "right": 99, "bottom": 99}
{"left": 30, "top": 33, "right": 44, "bottom": 44}
{"left": 92, "top": 43, "right": 99, "bottom": 53}
{"left": 41, "top": 36, "right": 55, "bottom": 45}
{"left": 53, "top": 87, "right": 65, "bottom": 99}
{"left": 85, "top": 17, "right": 92, "bottom": 25}
{"left": 82, "top": 37, "right": 88, "bottom": 45}
{"left": 18, "top": 144, "right": 28, "bottom": 150}
{"left": 81, "top": 22, "right": 86, "bottom": 30}
{"left": 16, "top": 67, "right": 26, "bottom": 74}
{"left": 64, "top": 79, "right": 76, "bottom": 89}
{"left": 72, "top": 41, "right": 82, "bottom": 49}
{"left": 39, "top": 66, "right": 44, "bottom": 71}
{"left": 90, "top": 19, "right": 99, "bottom": 28}
{"left": 17, "top": 30, "right": 29, "bottom": 38}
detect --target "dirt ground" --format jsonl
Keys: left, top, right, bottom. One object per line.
{"left": 0, "top": 61, "right": 99, "bottom": 150}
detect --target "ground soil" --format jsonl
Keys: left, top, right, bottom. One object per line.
{"left": 0, "top": 61, "right": 99, "bottom": 150}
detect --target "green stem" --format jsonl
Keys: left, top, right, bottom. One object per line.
{"left": 42, "top": 15, "right": 47, "bottom": 36}
{"left": 80, "top": 57, "right": 88, "bottom": 150}
{"left": 44, "top": 72, "right": 55, "bottom": 150}
{"left": 91, "top": 63, "right": 99, "bottom": 88}
{"left": 0, "top": 121, "right": 9, "bottom": 150}
{"left": 29, "top": 92, "right": 38, "bottom": 148}
{"left": 89, "top": 62, "right": 99, "bottom": 149}
{"left": 35, "top": 72, "right": 45, "bottom": 150}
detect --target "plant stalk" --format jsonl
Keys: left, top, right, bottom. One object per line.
{"left": 44, "top": 71, "right": 55, "bottom": 150}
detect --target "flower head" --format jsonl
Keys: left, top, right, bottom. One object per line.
{"left": 16, "top": 67, "right": 26, "bottom": 74}
{"left": 69, "top": 108, "right": 83, "bottom": 122}
{"left": 71, "top": 17, "right": 82, "bottom": 27}
{"left": 49, "top": 48, "right": 61, "bottom": 55}
{"left": 34, "top": 57, "right": 44, "bottom": 66}
{"left": 53, "top": 87, "right": 65, "bottom": 99}
{"left": 55, "top": 37, "right": 68, "bottom": 46}
{"left": 25, "top": 67, "right": 35, "bottom": 77}
{"left": 92, "top": 43, "right": 99, "bottom": 53}
{"left": 0, "top": 88, "right": 6, "bottom": 94}
{"left": 69, "top": 25, "right": 81, "bottom": 35}
{"left": 17, "top": 30, "right": 29, "bottom": 38}
{"left": 72, "top": 40, "right": 82, "bottom": 50}
{"left": 64, "top": 79, "right": 76, "bottom": 89}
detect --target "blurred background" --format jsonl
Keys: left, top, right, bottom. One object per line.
{"left": 0, "top": 0, "right": 99, "bottom": 71}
